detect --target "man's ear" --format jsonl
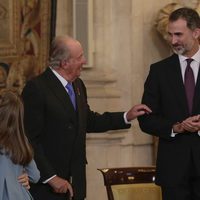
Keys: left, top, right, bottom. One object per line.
{"left": 60, "top": 59, "right": 68, "bottom": 69}
{"left": 193, "top": 28, "right": 200, "bottom": 39}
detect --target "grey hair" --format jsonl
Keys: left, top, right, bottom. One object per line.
{"left": 49, "top": 36, "right": 71, "bottom": 69}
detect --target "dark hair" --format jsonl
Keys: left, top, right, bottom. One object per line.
{"left": 169, "top": 7, "right": 200, "bottom": 30}
{"left": 0, "top": 89, "right": 33, "bottom": 165}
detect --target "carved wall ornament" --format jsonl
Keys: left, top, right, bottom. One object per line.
{"left": 155, "top": 0, "right": 200, "bottom": 43}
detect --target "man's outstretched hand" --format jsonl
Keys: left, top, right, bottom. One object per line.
{"left": 126, "top": 104, "right": 152, "bottom": 122}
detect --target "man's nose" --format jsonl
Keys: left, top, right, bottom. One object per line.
{"left": 82, "top": 56, "right": 87, "bottom": 65}
{"left": 171, "top": 36, "right": 177, "bottom": 45}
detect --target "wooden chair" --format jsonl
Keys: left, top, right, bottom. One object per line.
{"left": 98, "top": 166, "right": 162, "bottom": 200}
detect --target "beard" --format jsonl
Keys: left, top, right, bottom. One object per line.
{"left": 171, "top": 44, "right": 187, "bottom": 55}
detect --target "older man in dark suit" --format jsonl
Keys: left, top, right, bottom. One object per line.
{"left": 138, "top": 7, "right": 200, "bottom": 200}
{"left": 22, "top": 35, "right": 151, "bottom": 200}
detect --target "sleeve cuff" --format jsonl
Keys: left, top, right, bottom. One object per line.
{"left": 171, "top": 128, "right": 178, "bottom": 137}
{"left": 124, "top": 112, "right": 131, "bottom": 124}
{"left": 42, "top": 175, "right": 57, "bottom": 184}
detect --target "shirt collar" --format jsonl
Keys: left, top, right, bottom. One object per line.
{"left": 178, "top": 47, "right": 200, "bottom": 64}
{"left": 50, "top": 67, "right": 69, "bottom": 87}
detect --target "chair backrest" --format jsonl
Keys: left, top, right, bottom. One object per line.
{"left": 98, "top": 166, "right": 162, "bottom": 200}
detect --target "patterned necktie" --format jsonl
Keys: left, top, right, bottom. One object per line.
{"left": 184, "top": 58, "right": 195, "bottom": 114}
{"left": 65, "top": 83, "right": 76, "bottom": 110}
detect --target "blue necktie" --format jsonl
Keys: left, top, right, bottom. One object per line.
{"left": 65, "top": 83, "right": 76, "bottom": 110}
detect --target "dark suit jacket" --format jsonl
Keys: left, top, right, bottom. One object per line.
{"left": 138, "top": 54, "right": 200, "bottom": 187}
{"left": 22, "top": 68, "right": 130, "bottom": 200}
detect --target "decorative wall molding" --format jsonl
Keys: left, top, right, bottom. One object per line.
{"left": 81, "top": 68, "right": 120, "bottom": 98}
{"left": 155, "top": 0, "right": 200, "bottom": 43}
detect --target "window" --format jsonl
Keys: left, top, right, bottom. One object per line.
{"left": 73, "top": 0, "right": 94, "bottom": 68}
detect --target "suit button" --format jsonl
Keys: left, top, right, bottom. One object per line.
{"left": 67, "top": 124, "right": 73, "bottom": 129}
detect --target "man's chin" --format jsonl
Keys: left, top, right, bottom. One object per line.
{"left": 172, "top": 48, "right": 185, "bottom": 55}
{"left": 75, "top": 72, "right": 81, "bottom": 79}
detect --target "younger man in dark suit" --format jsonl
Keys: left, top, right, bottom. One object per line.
{"left": 22, "top": 35, "right": 151, "bottom": 200}
{"left": 138, "top": 7, "right": 200, "bottom": 200}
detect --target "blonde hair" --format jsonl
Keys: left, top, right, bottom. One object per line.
{"left": 0, "top": 89, "right": 33, "bottom": 165}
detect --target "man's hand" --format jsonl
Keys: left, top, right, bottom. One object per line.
{"left": 182, "top": 115, "right": 200, "bottom": 132}
{"left": 48, "top": 176, "right": 73, "bottom": 197}
{"left": 172, "top": 122, "right": 185, "bottom": 134}
{"left": 126, "top": 104, "right": 152, "bottom": 122}
{"left": 18, "top": 173, "right": 30, "bottom": 190}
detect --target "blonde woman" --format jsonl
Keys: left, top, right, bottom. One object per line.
{"left": 0, "top": 90, "right": 40, "bottom": 200}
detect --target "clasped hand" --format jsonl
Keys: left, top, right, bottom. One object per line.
{"left": 173, "top": 115, "right": 200, "bottom": 133}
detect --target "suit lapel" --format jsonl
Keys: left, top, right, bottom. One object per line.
{"left": 168, "top": 54, "right": 189, "bottom": 115}
{"left": 73, "top": 79, "right": 87, "bottom": 131}
{"left": 73, "top": 80, "right": 81, "bottom": 112}
{"left": 192, "top": 67, "right": 200, "bottom": 114}
{"left": 43, "top": 68, "right": 76, "bottom": 117}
